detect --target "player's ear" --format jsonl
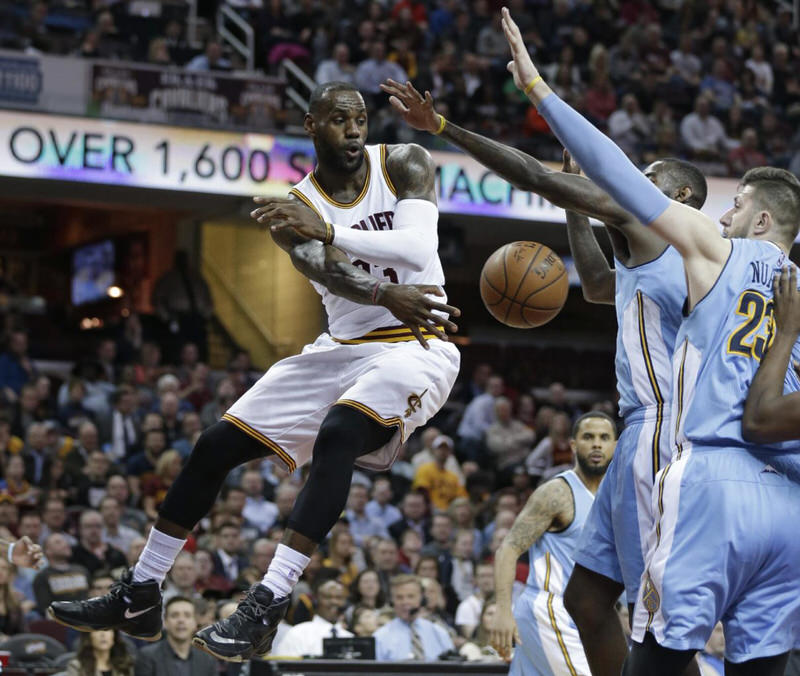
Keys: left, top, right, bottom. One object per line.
{"left": 676, "top": 185, "right": 693, "bottom": 204}
{"left": 304, "top": 113, "right": 315, "bottom": 138}
{"left": 754, "top": 210, "right": 771, "bottom": 235}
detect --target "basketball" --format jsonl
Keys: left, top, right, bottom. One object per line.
{"left": 480, "top": 241, "right": 569, "bottom": 328}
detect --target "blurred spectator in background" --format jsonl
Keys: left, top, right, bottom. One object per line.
{"left": 99, "top": 496, "right": 140, "bottom": 555}
{"left": 389, "top": 490, "right": 429, "bottom": 543}
{"left": 186, "top": 38, "right": 231, "bottom": 72}
{"left": 316, "top": 42, "right": 355, "bottom": 85}
{"left": 412, "top": 427, "right": 464, "bottom": 484}
{"left": 163, "top": 551, "right": 200, "bottom": 604}
{"left": 241, "top": 469, "right": 277, "bottom": 533}
{"left": 526, "top": 412, "right": 574, "bottom": 481}
{"left": 375, "top": 574, "right": 454, "bottom": 661}
{"left": 485, "top": 397, "right": 534, "bottom": 481}
{"left": 100, "top": 385, "right": 139, "bottom": 463}
{"left": 346, "top": 483, "right": 389, "bottom": 547}
{"left": 322, "top": 528, "right": 359, "bottom": 587}
{"left": 40, "top": 496, "right": 76, "bottom": 546}
{"left": 681, "top": 95, "right": 729, "bottom": 161}
{"left": 274, "top": 579, "right": 352, "bottom": 657}
{"left": 608, "top": 93, "right": 651, "bottom": 162}
{"left": 412, "top": 435, "right": 466, "bottom": 511}
{"left": 70, "top": 510, "right": 127, "bottom": 575}
{"left": 355, "top": 41, "right": 407, "bottom": 102}
{"left": 0, "top": 557, "right": 24, "bottom": 639}
{"left": 366, "top": 476, "right": 401, "bottom": 530}
{"left": 457, "top": 375, "right": 504, "bottom": 462}
{"left": 728, "top": 127, "right": 767, "bottom": 176}
{"left": 67, "top": 629, "right": 134, "bottom": 676}
{"left": 135, "top": 596, "right": 216, "bottom": 676}
{"left": 455, "top": 562, "right": 494, "bottom": 639}
{"left": 33, "top": 533, "right": 89, "bottom": 615}
{"left": 0, "top": 330, "right": 35, "bottom": 404}
{"left": 212, "top": 521, "right": 247, "bottom": 583}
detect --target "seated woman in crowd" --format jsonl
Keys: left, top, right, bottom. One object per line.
{"left": 66, "top": 629, "right": 134, "bottom": 676}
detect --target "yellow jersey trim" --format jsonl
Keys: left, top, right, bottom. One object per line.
{"left": 222, "top": 414, "right": 297, "bottom": 472}
{"left": 381, "top": 144, "right": 398, "bottom": 196}
{"left": 288, "top": 188, "right": 324, "bottom": 222}
{"left": 636, "top": 291, "right": 665, "bottom": 481}
{"left": 308, "top": 151, "right": 371, "bottom": 208}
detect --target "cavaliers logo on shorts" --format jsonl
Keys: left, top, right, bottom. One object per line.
{"left": 641, "top": 572, "right": 661, "bottom": 613}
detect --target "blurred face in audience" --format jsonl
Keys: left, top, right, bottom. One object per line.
{"left": 106, "top": 476, "right": 129, "bottom": 505}
{"left": 181, "top": 412, "right": 201, "bottom": 439}
{"left": 218, "top": 526, "right": 241, "bottom": 555}
{"left": 195, "top": 550, "right": 214, "bottom": 579}
{"left": 372, "top": 479, "right": 392, "bottom": 505}
{"left": 416, "top": 558, "right": 438, "bottom": 580}
{"left": 0, "top": 501, "right": 17, "bottom": 529}
{"left": 497, "top": 492, "right": 519, "bottom": 514}
{"left": 391, "top": 581, "right": 422, "bottom": 622}
{"left": 401, "top": 530, "right": 421, "bottom": 555}
{"left": 164, "top": 600, "right": 197, "bottom": 642}
{"left": 275, "top": 485, "right": 298, "bottom": 518}
{"left": 481, "top": 602, "right": 498, "bottom": 634}
{"left": 402, "top": 493, "right": 425, "bottom": 521}
{"left": 80, "top": 512, "right": 104, "bottom": 547}
{"left": 453, "top": 531, "right": 474, "bottom": 559}
{"left": 241, "top": 471, "right": 263, "bottom": 498}
{"left": 90, "top": 629, "right": 114, "bottom": 652}
{"left": 476, "top": 564, "right": 495, "bottom": 596}
{"left": 44, "top": 533, "right": 71, "bottom": 563}
{"left": 316, "top": 580, "right": 347, "bottom": 624}
{"left": 89, "top": 576, "right": 114, "bottom": 598}
{"left": 87, "top": 451, "right": 110, "bottom": 478}
{"left": 160, "top": 393, "right": 179, "bottom": 419}
{"left": 332, "top": 531, "right": 354, "bottom": 560}
{"left": 21, "top": 386, "right": 39, "bottom": 413}
{"left": 144, "top": 429, "right": 166, "bottom": 457}
{"left": 250, "top": 539, "right": 276, "bottom": 573}
{"left": 421, "top": 578, "right": 445, "bottom": 611}
{"left": 5, "top": 455, "right": 24, "bottom": 481}
{"left": 43, "top": 500, "right": 66, "bottom": 530}
{"left": 18, "top": 513, "right": 42, "bottom": 542}
{"left": 353, "top": 608, "right": 378, "bottom": 637}
{"left": 225, "top": 489, "right": 246, "bottom": 516}
{"left": 357, "top": 570, "right": 380, "bottom": 602}
{"left": 374, "top": 540, "right": 397, "bottom": 571}
{"left": 347, "top": 484, "right": 368, "bottom": 514}
{"left": 127, "top": 538, "right": 146, "bottom": 566}
{"left": 430, "top": 515, "right": 452, "bottom": 545}
{"left": 171, "top": 553, "right": 198, "bottom": 589}
{"left": 79, "top": 424, "right": 99, "bottom": 452}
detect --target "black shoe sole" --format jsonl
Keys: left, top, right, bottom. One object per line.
{"left": 47, "top": 607, "right": 163, "bottom": 642}
{"left": 192, "top": 635, "right": 249, "bottom": 663}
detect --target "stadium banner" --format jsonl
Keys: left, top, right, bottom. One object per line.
{"left": 0, "top": 110, "right": 740, "bottom": 225}
{"left": 89, "top": 62, "right": 285, "bottom": 130}
{"left": 0, "top": 49, "right": 87, "bottom": 114}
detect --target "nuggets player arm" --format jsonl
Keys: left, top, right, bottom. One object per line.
{"left": 501, "top": 9, "right": 729, "bottom": 310}
{"left": 743, "top": 267, "right": 800, "bottom": 443}
{"left": 562, "top": 152, "right": 614, "bottom": 304}
{"left": 490, "top": 478, "right": 574, "bottom": 659}
{"left": 382, "top": 79, "right": 668, "bottom": 268}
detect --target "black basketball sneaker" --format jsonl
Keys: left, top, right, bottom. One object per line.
{"left": 48, "top": 568, "right": 162, "bottom": 641}
{"left": 193, "top": 584, "right": 290, "bottom": 661}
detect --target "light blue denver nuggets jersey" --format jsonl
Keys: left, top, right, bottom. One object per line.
{"left": 526, "top": 470, "right": 594, "bottom": 596}
{"left": 671, "top": 239, "right": 800, "bottom": 475}
{"left": 615, "top": 247, "right": 685, "bottom": 426}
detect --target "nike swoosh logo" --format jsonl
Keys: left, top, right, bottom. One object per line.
{"left": 209, "top": 630, "right": 250, "bottom": 646}
{"left": 124, "top": 605, "right": 156, "bottom": 620}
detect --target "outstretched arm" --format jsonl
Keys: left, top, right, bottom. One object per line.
{"left": 561, "top": 151, "right": 615, "bottom": 304}
{"left": 743, "top": 267, "right": 800, "bottom": 443}
{"left": 1, "top": 537, "right": 43, "bottom": 569}
{"left": 490, "top": 477, "right": 573, "bottom": 660}
{"left": 256, "top": 197, "right": 459, "bottom": 349}
{"left": 501, "top": 8, "right": 729, "bottom": 307}
{"left": 381, "top": 78, "right": 631, "bottom": 227}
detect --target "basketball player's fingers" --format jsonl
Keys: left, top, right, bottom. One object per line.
{"left": 388, "top": 95, "right": 410, "bottom": 114}
{"left": 426, "top": 302, "right": 461, "bottom": 321}
{"left": 409, "top": 325, "right": 430, "bottom": 350}
{"left": 424, "top": 90, "right": 435, "bottom": 107}
{"left": 426, "top": 308, "right": 460, "bottom": 330}
{"left": 420, "top": 322, "right": 449, "bottom": 341}
{"left": 514, "top": 626, "right": 521, "bottom": 646}
{"left": 417, "top": 284, "right": 444, "bottom": 297}
{"left": 404, "top": 80, "right": 425, "bottom": 103}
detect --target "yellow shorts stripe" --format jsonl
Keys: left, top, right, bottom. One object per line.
{"left": 636, "top": 291, "right": 665, "bottom": 481}
{"left": 333, "top": 325, "right": 444, "bottom": 344}
{"left": 546, "top": 592, "right": 578, "bottom": 676}
{"left": 222, "top": 414, "right": 297, "bottom": 472}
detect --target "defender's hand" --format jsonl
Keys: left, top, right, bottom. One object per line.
{"left": 380, "top": 79, "right": 441, "bottom": 134}
{"left": 773, "top": 266, "right": 800, "bottom": 337}
{"left": 251, "top": 197, "right": 327, "bottom": 242}
{"left": 378, "top": 284, "right": 460, "bottom": 349}
{"left": 489, "top": 605, "right": 520, "bottom": 662}
{"left": 11, "top": 537, "right": 44, "bottom": 570}
{"left": 501, "top": 7, "right": 540, "bottom": 93}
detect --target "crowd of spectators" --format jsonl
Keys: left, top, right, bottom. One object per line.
{"left": 0, "top": 309, "right": 622, "bottom": 666}
{"left": 2, "top": 0, "right": 800, "bottom": 178}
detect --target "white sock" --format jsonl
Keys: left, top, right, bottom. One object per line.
{"left": 260, "top": 544, "right": 310, "bottom": 599}
{"left": 132, "top": 528, "right": 186, "bottom": 585}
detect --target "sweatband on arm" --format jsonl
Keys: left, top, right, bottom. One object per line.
{"left": 538, "top": 94, "right": 671, "bottom": 225}
{"left": 331, "top": 198, "right": 438, "bottom": 272}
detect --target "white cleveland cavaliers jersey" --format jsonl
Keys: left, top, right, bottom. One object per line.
{"left": 289, "top": 144, "right": 446, "bottom": 340}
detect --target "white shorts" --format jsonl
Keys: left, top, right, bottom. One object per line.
{"left": 223, "top": 328, "right": 461, "bottom": 472}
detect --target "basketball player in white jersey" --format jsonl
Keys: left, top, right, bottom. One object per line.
{"left": 49, "top": 82, "right": 461, "bottom": 662}
{"left": 491, "top": 412, "right": 617, "bottom": 676}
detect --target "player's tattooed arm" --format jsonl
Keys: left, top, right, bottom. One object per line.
{"left": 384, "top": 142, "right": 437, "bottom": 202}
{"left": 490, "top": 478, "right": 574, "bottom": 660}
{"left": 262, "top": 199, "right": 459, "bottom": 348}
{"left": 562, "top": 151, "right": 614, "bottom": 305}
{"left": 743, "top": 266, "right": 800, "bottom": 443}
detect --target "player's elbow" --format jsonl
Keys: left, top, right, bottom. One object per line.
{"left": 580, "top": 277, "right": 614, "bottom": 305}
{"left": 741, "top": 406, "right": 773, "bottom": 444}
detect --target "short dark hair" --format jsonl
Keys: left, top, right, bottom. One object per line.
{"left": 308, "top": 81, "right": 361, "bottom": 115}
{"left": 658, "top": 158, "right": 707, "bottom": 209}
{"left": 216, "top": 520, "right": 240, "bottom": 533}
{"left": 741, "top": 167, "right": 800, "bottom": 241}
{"left": 165, "top": 595, "right": 196, "bottom": 614}
{"left": 571, "top": 411, "right": 617, "bottom": 439}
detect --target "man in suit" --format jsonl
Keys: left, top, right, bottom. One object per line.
{"left": 98, "top": 385, "right": 139, "bottom": 463}
{"left": 135, "top": 596, "right": 216, "bottom": 676}
{"left": 211, "top": 521, "right": 248, "bottom": 583}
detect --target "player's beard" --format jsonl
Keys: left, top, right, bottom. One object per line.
{"left": 576, "top": 452, "right": 611, "bottom": 477}
{"left": 317, "top": 143, "right": 365, "bottom": 175}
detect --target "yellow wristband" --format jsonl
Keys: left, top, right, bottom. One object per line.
{"left": 433, "top": 114, "right": 447, "bottom": 135}
{"left": 524, "top": 75, "right": 543, "bottom": 94}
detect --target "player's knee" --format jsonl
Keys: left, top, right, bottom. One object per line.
{"left": 188, "top": 421, "right": 243, "bottom": 474}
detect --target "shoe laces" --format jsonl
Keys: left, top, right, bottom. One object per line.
{"left": 235, "top": 589, "right": 269, "bottom": 623}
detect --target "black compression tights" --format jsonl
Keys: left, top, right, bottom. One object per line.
{"left": 159, "top": 406, "right": 394, "bottom": 538}
{"left": 287, "top": 404, "right": 395, "bottom": 543}
{"left": 159, "top": 419, "right": 274, "bottom": 530}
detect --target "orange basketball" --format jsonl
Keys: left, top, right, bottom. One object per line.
{"left": 479, "top": 241, "right": 569, "bottom": 328}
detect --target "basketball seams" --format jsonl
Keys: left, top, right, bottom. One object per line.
{"left": 503, "top": 243, "right": 543, "bottom": 323}
{"left": 520, "top": 269, "right": 568, "bottom": 306}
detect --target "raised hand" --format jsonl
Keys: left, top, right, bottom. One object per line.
{"left": 251, "top": 197, "right": 328, "bottom": 242}
{"left": 489, "top": 604, "right": 520, "bottom": 662}
{"left": 10, "top": 536, "right": 44, "bottom": 570}
{"left": 380, "top": 79, "right": 441, "bottom": 134}
{"left": 773, "top": 266, "right": 800, "bottom": 338}
{"left": 378, "top": 284, "right": 460, "bottom": 349}
{"left": 501, "top": 6, "right": 540, "bottom": 93}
